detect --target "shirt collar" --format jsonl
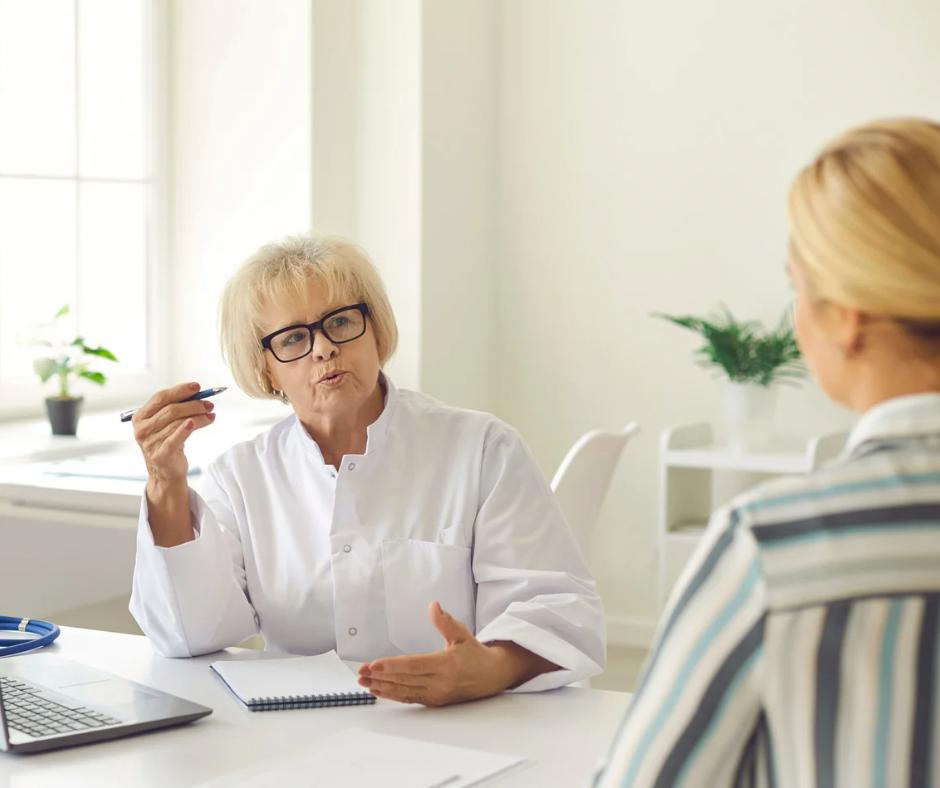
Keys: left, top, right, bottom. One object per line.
{"left": 844, "top": 392, "right": 940, "bottom": 457}
{"left": 365, "top": 371, "right": 396, "bottom": 454}
{"left": 291, "top": 371, "right": 397, "bottom": 463}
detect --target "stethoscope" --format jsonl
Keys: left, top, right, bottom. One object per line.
{"left": 0, "top": 616, "right": 60, "bottom": 657}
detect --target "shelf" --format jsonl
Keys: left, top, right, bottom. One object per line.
{"left": 664, "top": 521, "right": 707, "bottom": 540}
{"left": 663, "top": 445, "right": 817, "bottom": 474}
{"left": 661, "top": 422, "right": 848, "bottom": 475}
{"left": 658, "top": 422, "right": 849, "bottom": 611}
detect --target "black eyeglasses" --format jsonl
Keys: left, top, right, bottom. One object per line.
{"left": 260, "top": 303, "right": 370, "bottom": 363}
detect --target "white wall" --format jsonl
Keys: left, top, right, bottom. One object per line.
{"left": 310, "top": 0, "right": 498, "bottom": 410}
{"left": 310, "top": 0, "right": 358, "bottom": 239}
{"left": 352, "top": 0, "right": 424, "bottom": 392}
{"left": 420, "top": 0, "right": 498, "bottom": 412}
{"left": 497, "top": 0, "right": 940, "bottom": 640}
{"left": 167, "top": 0, "right": 312, "bottom": 393}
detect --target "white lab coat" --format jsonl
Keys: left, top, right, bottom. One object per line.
{"left": 129, "top": 377, "right": 606, "bottom": 691}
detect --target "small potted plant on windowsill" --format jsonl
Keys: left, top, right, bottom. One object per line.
{"left": 32, "top": 305, "right": 119, "bottom": 436}
{"left": 653, "top": 304, "right": 806, "bottom": 451}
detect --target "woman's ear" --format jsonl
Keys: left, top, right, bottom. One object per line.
{"left": 259, "top": 359, "right": 280, "bottom": 398}
{"left": 829, "top": 304, "right": 867, "bottom": 358}
{"left": 262, "top": 354, "right": 279, "bottom": 391}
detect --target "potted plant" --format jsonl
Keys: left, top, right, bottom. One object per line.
{"left": 32, "top": 305, "right": 119, "bottom": 436}
{"left": 654, "top": 305, "right": 806, "bottom": 451}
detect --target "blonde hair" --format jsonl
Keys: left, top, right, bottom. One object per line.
{"left": 220, "top": 234, "right": 398, "bottom": 401}
{"left": 788, "top": 118, "right": 940, "bottom": 334}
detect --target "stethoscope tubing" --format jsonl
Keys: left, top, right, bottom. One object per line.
{"left": 0, "top": 616, "right": 61, "bottom": 657}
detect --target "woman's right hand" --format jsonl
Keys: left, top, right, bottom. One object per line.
{"left": 133, "top": 382, "right": 216, "bottom": 485}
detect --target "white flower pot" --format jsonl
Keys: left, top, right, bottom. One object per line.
{"left": 722, "top": 381, "right": 777, "bottom": 452}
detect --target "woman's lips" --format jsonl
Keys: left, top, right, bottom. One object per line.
{"left": 319, "top": 371, "right": 347, "bottom": 387}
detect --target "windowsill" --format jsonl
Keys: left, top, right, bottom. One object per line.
{"left": 0, "top": 370, "right": 172, "bottom": 424}
{"left": 0, "top": 395, "right": 289, "bottom": 515}
{"left": 0, "top": 393, "right": 289, "bottom": 467}
{"left": 0, "top": 410, "right": 126, "bottom": 465}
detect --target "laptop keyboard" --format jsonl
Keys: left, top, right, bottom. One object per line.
{"left": 1, "top": 676, "right": 122, "bottom": 739}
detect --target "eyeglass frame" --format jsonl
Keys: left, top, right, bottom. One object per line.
{"left": 260, "top": 303, "right": 371, "bottom": 363}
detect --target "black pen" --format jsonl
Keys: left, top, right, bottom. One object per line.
{"left": 119, "top": 386, "right": 227, "bottom": 423}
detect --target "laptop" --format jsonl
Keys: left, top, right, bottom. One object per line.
{"left": 0, "top": 652, "right": 211, "bottom": 754}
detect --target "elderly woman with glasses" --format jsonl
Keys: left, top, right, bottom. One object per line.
{"left": 129, "top": 235, "right": 605, "bottom": 706}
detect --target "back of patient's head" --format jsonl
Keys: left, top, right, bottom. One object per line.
{"left": 788, "top": 118, "right": 940, "bottom": 334}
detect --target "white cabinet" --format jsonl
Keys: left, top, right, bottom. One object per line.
{"left": 658, "top": 423, "right": 848, "bottom": 609}
{"left": 0, "top": 500, "right": 137, "bottom": 617}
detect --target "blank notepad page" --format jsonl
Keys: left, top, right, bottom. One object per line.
{"left": 210, "top": 651, "right": 374, "bottom": 710}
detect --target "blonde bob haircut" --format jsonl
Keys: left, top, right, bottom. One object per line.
{"left": 220, "top": 234, "right": 399, "bottom": 401}
{"left": 788, "top": 117, "right": 940, "bottom": 336}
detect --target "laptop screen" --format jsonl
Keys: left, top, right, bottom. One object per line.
{"left": 0, "top": 673, "right": 9, "bottom": 751}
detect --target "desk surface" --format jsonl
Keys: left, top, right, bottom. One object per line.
{"left": 0, "top": 627, "right": 629, "bottom": 787}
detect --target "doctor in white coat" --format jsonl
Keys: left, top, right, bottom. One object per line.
{"left": 129, "top": 234, "right": 606, "bottom": 706}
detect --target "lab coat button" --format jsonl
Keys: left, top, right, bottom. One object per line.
{"left": 343, "top": 544, "right": 351, "bottom": 553}
{"left": 348, "top": 627, "right": 358, "bottom": 637}
{"left": 347, "top": 462, "right": 356, "bottom": 471}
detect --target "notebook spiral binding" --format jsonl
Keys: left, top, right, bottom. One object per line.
{"left": 247, "top": 691, "right": 377, "bottom": 712}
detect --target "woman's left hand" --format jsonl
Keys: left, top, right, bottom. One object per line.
{"left": 357, "top": 601, "right": 557, "bottom": 706}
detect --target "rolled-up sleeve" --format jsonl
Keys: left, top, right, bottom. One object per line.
{"left": 128, "top": 463, "right": 259, "bottom": 657}
{"left": 472, "top": 424, "right": 607, "bottom": 690}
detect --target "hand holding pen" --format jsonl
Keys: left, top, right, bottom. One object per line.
{"left": 127, "top": 383, "right": 225, "bottom": 490}
{"left": 120, "top": 385, "right": 226, "bottom": 423}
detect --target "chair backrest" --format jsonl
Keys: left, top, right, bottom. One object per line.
{"left": 550, "top": 422, "right": 640, "bottom": 558}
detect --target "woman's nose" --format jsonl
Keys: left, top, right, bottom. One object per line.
{"left": 312, "top": 331, "right": 338, "bottom": 360}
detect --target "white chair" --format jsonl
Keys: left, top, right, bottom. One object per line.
{"left": 551, "top": 422, "right": 639, "bottom": 689}
{"left": 550, "top": 422, "right": 640, "bottom": 559}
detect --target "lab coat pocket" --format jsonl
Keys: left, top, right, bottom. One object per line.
{"left": 381, "top": 539, "right": 475, "bottom": 654}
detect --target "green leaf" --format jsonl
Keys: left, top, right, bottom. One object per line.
{"left": 33, "top": 358, "right": 58, "bottom": 383}
{"left": 54, "top": 304, "right": 70, "bottom": 320}
{"left": 78, "top": 370, "right": 107, "bottom": 386}
{"left": 653, "top": 305, "right": 807, "bottom": 386}
{"left": 82, "top": 345, "right": 118, "bottom": 362}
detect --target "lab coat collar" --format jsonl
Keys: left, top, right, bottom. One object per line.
{"left": 844, "top": 392, "right": 940, "bottom": 457}
{"left": 291, "top": 372, "right": 397, "bottom": 464}
{"left": 365, "top": 372, "right": 396, "bottom": 454}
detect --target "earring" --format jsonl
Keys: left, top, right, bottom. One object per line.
{"left": 261, "top": 372, "right": 285, "bottom": 401}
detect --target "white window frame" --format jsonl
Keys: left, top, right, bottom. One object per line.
{"left": 0, "top": 0, "right": 168, "bottom": 422}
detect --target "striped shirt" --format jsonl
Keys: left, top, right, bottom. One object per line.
{"left": 595, "top": 393, "right": 940, "bottom": 788}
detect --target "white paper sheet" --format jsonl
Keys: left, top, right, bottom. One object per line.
{"left": 206, "top": 727, "right": 528, "bottom": 788}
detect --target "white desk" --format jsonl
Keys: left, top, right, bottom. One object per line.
{"left": 0, "top": 627, "right": 630, "bottom": 787}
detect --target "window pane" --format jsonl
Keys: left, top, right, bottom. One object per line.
{"left": 0, "top": 0, "right": 76, "bottom": 175}
{"left": 78, "top": 0, "right": 147, "bottom": 179}
{"left": 0, "top": 179, "right": 77, "bottom": 383}
{"left": 77, "top": 182, "right": 147, "bottom": 373}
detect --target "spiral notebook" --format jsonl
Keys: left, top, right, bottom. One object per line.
{"left": 209, "top": 650, "right": 376, "bottom": 711}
